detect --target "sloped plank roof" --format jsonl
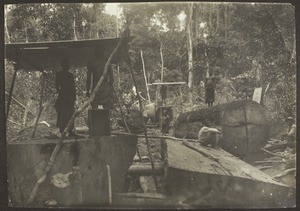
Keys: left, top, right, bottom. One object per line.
{"left": 5, "top": 37, "right": 122, "bottom": 72}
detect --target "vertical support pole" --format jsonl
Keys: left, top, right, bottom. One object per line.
{"left": 243, "top": 105, "right": 249, "bottom": 159}
{"left": 22, "top": 98, "right": 33, "bottom": 127}
{"left": 31, "top": 72, "right": 46, "bottom": 138}
{"left": 160, "top": 43, "right": 164, "bottom": 83}
{"left": 140, "top": 50, "right": 151, "bottom": 103}
{"left": 6, "top": 49, "right": 19, "bottom": 122}
{"left": 106, "top": 165, "right": 112, "bottom": 205}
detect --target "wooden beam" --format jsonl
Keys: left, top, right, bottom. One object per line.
{"left": 148, "top": 82, "right": 186, "bottom": 86}
{"left": 114, "top": 192, "right": 167, "bottom": 199}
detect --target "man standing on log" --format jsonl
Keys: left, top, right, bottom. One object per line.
{"left": 86, "top": 48, "right": 114, "bottom": 109}
{"left": 54, "top": 59, "right": 76, "bottom": 137}
{"left": 205, "top": 72, "right": 216, "bottom": 107}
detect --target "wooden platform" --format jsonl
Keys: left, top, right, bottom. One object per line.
{"left": 7, "top": 135, "right": 137, "bottom": 207}
{"left": 162, "top": 139, "right": 294, "bottom": 208}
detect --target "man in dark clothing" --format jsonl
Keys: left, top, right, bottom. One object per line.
{"left": 86, "top": 48, "right": 114, "bottom": 109}
{"left": 160, "top": 85, "right": 167, "bottom": 106}
{"left": 161, "top": 109, "right": 171, "bottom": 134}
{"left": 54, "top": 59, "right": 76, "bottom": 137}
{"left": 205, "top": 72, "right": 216, "bottom": 107}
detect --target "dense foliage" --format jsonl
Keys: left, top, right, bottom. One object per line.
{"left": 5, "top": 2, "right": 296, "bottom": 141}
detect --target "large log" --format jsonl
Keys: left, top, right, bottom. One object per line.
{"left": 127, "top": 163, "right": 164, "bottom": 175}
{"left": 162, "top": 139, "right": 294, "bottom": 208}
{"left": 7, "top": 135, "right": 137, "bottom": 207}
{"left": 174, "top": 100, "right": 270, "bottom": 158}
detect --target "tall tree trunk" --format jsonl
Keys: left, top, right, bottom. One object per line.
{"left": 73, "top": 14, "right": 77, "bottom": 40}
{"left": 4, "top": 7, "right": 11, "bottom": 43}
{"left": 216, "top": 5, "right": 220, "bottom": 31}
{"left": 160, "top": 43, "right": 164, "bottom": 82}
{"left": 224, "top": 4, "right": 227, "bottom": 41}
{"left": 209, "top": 4, "right": 213, "bottom": 28}
{"left": 187, "top": 2, "right": 194, "bottom": 103}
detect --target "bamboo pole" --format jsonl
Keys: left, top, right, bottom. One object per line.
{"left": 112, "top": 88, "right": 131, "bottom": 133}
{"left": 159, "top": 43, "right": 164, "bottom": 82}
{"left": 22, "top": 98, "right": 33, "bottom": 127}
{"left": 140, "top": 50, "right": 151, "bottom": 102}
{"left": 274, "top": 168, "right": 295, "bottom": 179}
{"left": 26, "top": 26, "right": 130, "bottom": 205}
{"left": 6, "top": 50, "right": 19, "bottom": 122}
{"left": 107, "top": 165, "right": 112, "bottom": 205}
{"left": 124, "top": 33, "right": 159, "bottom": 192}
{"left": 31, "top": 73, "right": 46, "bottom": 138}
{"left": 261, "top": 148, "right": 291, "bottom": 159}
{"left": 5, "top": 91, "right": 36, "bottom": 116}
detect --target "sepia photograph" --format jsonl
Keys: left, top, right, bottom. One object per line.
{"left": 3, "top": 1, "right": 297, "bottom": 209}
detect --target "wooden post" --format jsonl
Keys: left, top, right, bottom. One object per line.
{"left": 6, "top": 49, "right": 19, "bottom": 122}
{"left": 22, "top": 98, "right": 33, "bottom": 127}
{"left": 160, "top": 43, "right": 164, "bottom": 83}
{"left": 140, "top": 50, "right": 151, "bottom": 103}
{"left": 107, "top": 165, "right": 112, "bottom": 205}
{"left": 243, "top": 105, "right": 249, "bottom": 156}
{"left": 31, "top": 73, "right": 46, "bottom": 138}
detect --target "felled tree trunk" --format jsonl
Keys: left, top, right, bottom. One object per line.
{"left": 174, "top": 100, "right": 270, "bottom": 158}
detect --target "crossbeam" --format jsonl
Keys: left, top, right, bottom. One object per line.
{"left": 148, "top": 82, "right": 186, "bottom": 86}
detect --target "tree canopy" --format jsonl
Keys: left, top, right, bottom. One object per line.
{"left": 4, "top": 2, "right": 296, "bottom": 141}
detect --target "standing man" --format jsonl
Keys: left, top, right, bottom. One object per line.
{"left": 54, "top": 59, "right": 76, "bottom": 137}
{"left": 161, "top": 109, "right": 171, "bottom": 134}
{"left": 205, "top": 71, "right": 216, "bottom": 107}
{"left": 86, "top": 48, "right": 114, "bottom": 109}
{"left": 285, "top": 117, "right": 296, "bottom": 153}
{"left": 160, "top": 85, "right": 167, "bottom": 106}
